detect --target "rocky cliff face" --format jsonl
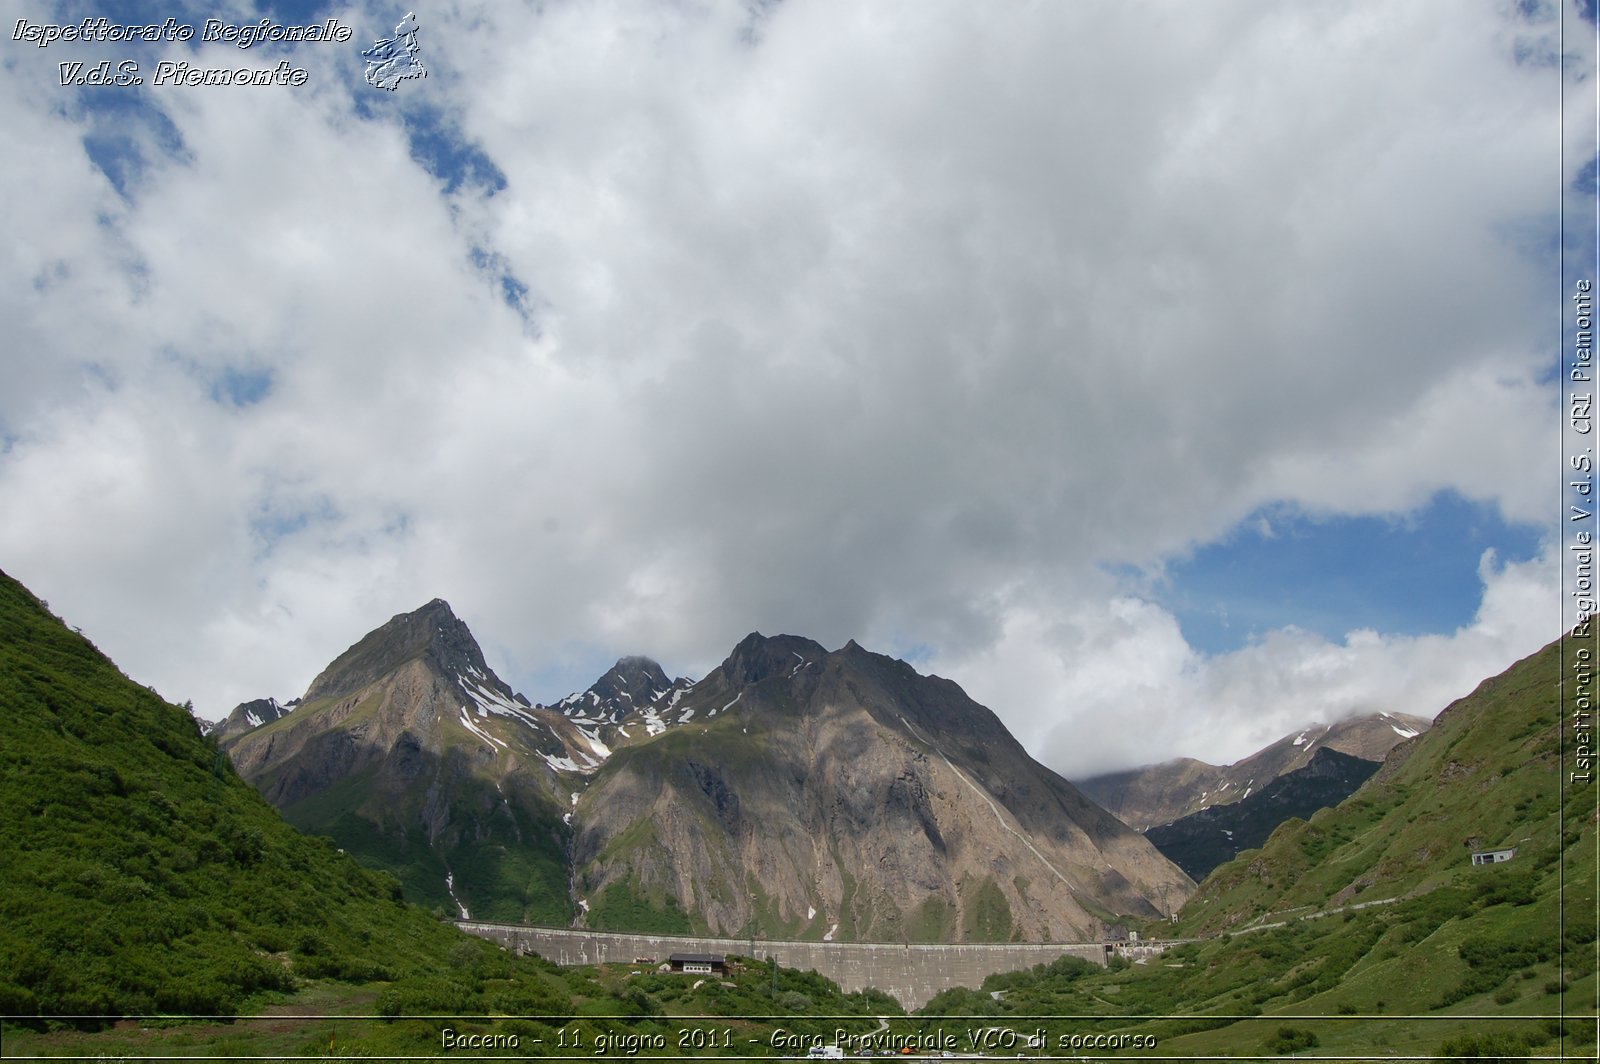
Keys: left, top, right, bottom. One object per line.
{"left": 1076, "top": 712, "right": 1431, "bottom": 832}
{"left": 570, "top": 633, "right": 1194, "bottom": 942}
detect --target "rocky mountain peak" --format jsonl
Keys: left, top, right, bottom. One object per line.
{"left": 209, "top": 696, "right": 294, "bottom": 743}
{"left": 720, "top": 631, "right": 828, "bottom": 686}
{"left": 559, "top": 656, "right": 681, "bottom": 722}
{"left": 301, "top": 598, "right": 513, "bottom": 706}
{"left": 546, "top": 655, "right": 694, "bottom": 724}
{"left": 594, "top": 655, "right": 669, "bottom": 699}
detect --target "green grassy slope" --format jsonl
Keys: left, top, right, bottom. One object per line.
{"left": 0, "top": 570, "right": 569, "bottom": 1020}
{"left": 7, "top": 952, "right": 900, "bottom": 1062}
{"left": 911, "top": 846, "right": 1593, "bottom": 1059}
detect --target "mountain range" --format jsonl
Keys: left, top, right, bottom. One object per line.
{"left": 1075, "top": 711, "right": 1431, "bottom": 833}
{"left": 218, "top": 600, "right": 1194, "bottom": 941}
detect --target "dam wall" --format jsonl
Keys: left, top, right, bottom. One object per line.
{"left": 456, "top": 922, "right": 1110, "bottom": 1009}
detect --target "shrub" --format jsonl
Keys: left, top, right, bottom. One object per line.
{"left": 375, "top": 977, "right": 476, "bottom": 1017}
{"left": 489, "top": 981, "right": 569, "bottom": 1019}
{"left": 1265, "top": 1027, "right": 1319, "bottom": 1054}
{"left": 776, "top": 990, "right": 813, "bottom": 1012}
{"left": 447, "top": 940, "right": 483, "bottom": 972}
{"left": 1436, "top": 934, "right": 1553, "bottom": 1006}
{"left": 1435, "top": 1030, "right": 1530, "bottom": 1062}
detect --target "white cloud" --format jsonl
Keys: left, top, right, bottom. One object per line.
{"left": 932, "top": 543, "right": 1560, "bottom": 779}
{"left": 0, "top": 0, "right": 1584, "bottom": 773}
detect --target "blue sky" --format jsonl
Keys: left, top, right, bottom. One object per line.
{"left": 1156, "top": 493, "right": 1546, "bottom": 655}
{"left": 0, "top": 0, "right": 1592, "bottom": 775}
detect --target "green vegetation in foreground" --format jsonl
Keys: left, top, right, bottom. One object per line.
{"left": 911, "top": 849, "right": 1594, "bottom": 1057}
{"left": 5, "top": 955, "right": 903, "bottom": 1060}
{"left": 909, "top": 855, "right": 1595, "bottom": 1057}
{"left": 0, "top": 569, "right": 581, "bottom": 1022}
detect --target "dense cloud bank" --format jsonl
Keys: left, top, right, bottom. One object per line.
{"left": 0, "top": 0, "right": 1585, "bottom": 774}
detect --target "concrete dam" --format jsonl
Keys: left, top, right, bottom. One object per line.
{"left": 456, "top": 922, "right": 1112, "bottom": 1009}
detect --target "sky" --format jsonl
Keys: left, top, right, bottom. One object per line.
{"left": 1, "top": 0, "right": 1595, "bottom": 779}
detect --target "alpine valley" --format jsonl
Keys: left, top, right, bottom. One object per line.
{"left": 4, "top": 567, "right": 1595, "bottom": 1061}
{"left": 217, "top": 600, "right": 1195, "bottom": 941}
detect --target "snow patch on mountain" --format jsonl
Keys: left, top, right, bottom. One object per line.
{"left": 458, "top": 706, "right": 507, "bottom": 752}
{"left": 579, "top": 729, "right": 612, "bottom": 760}
{"left": 445, "top": 871, "right": 470, "bottom": 920}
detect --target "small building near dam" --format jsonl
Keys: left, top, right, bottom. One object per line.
{"left": 1470, "top": 848, "right": 1517, "bottom": 866}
